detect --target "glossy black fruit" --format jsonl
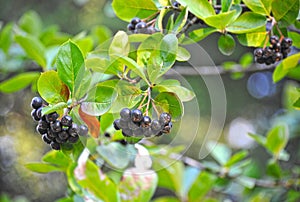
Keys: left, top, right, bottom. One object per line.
{"left": 50, "top": 141, "right": 60, "bottom": 150}
{"left": 159, "top": 113, "right": 172, "bottom": 125}
{"left": 120, "top": 108, "right": 131, "bottom": 120}
{"left": 36, "top": 124, "right": 47, "bottom": 135}
{"left": 141, "top": 116, "right": 151, "bottom": 128}
{"left": 136, "top": 22, "right": 147, "bottom": 30}
{"left": 31, "top": 97, "right": 43, "bottom": 109}
{"left": 68, "top": 123, "right": 79, "bottom": 137}
{"left": 61, "top": 115, "right": 73, "bottom": 127}
{"left": 31, "top": 109, "right": 40, "bottom": 121}
{"left": 127, "top": 23, "right": 135, "bottom": 32}
{"left": 131, "top": 109, "right": 143, "bottom": 123}
{"left": 79, "top": 125, "right": 88, "bottom": 136}
{"left": 162, "top": 122, "right": 173, "bottom": 134}
{"left": 281, "top": 38, "right": 292, "bottom": 48}
{"left": 151, "top": 120, "right": 162, "bottom": 131}
{"left": 254, "top": 48, "right": 264, "bottom": 57}
{"left": 68, "top": 135, "right": 79, "bottom": 143}
{"left": 51, "top": 121, "right": 62, "bottom": 133}
{"left": 58, "top": 129, "right": 69, "bottom": 140}
{"left": 269, "top": 35, "right": 279, "bottom": 45}
{"left": 113, "top": 119, "right": 121, "bottom": 130}
{"left": 131, "top": 17, "right": 141, "bottom": 25}
{"left": 36, "top": 107, "right": 43, "bottom": 119}
{"left": 47, "top": 129, "right": 58, "bottom": 138}
{"left": 122, "top": 128, "right": 133, "bottom": 137}
{"left": 38, "top": 120, "right": 49, "bottom": 130}
{"left": 42, "top": 134, "right": 52, "bottom": 144}
{"left": 273, "top": 52, "right": 283, "bottom": 62}
{"left": 128, "top": 121, "right": 140, "bottom": 130}
{"left": 45, "top": 112, "right": 59, "bottom": 123}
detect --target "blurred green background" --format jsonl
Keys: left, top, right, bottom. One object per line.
{"left": 0, "top": 0, "right": 296, "bottom": 201}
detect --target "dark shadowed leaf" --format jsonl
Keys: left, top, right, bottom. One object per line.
{"left": 218, "top": 34, "right": 235, "bottom": 55}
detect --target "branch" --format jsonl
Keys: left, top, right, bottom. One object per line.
{"left": 288, "top": 25, "right": 300, "bottom": 35}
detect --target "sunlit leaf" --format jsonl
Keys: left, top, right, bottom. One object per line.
{"left": 0, "top": 72, "right": 39, "bottom": 93}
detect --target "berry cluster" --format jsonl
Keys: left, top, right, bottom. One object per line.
{"left": 31, "top": 97, "right": 88, "bottom": 150}
{"left": 127, "top": 17, "right": 158, "bottom": 34}
{"left": 254, "top": 36, "right": 293, "bottom": 65}
{"left": 113, "top": 108, "right": 173, "bottom": 138}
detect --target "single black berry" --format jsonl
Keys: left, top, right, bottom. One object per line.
{"left": 36, "top": 124, "right": 47, "bottom": 135}
{"left": 45, "top": 112, "right": 59, "bottom": 123}
{"left": 173, "top": 1, "right": 181, "bottom": 7}
{"left": 143, "top": 128, "right": 152, "bottom": 137}
{"left": 131, "top": 109, "right": 143, "bottom": 123}
{"left": 162, "top": 122, "right": 173, "bottom": 134}
{"left": 273, "top": 52, "right": 283, "bottom": 62}
{"left": 270, "top": 35, "right": 279, "bottom": 45}
{"left": 47, "top": 129, "right": 58, "bottom": 138}
{"left": 130, "top": 17, "right": 141, "bottom": 25}
{"left": 38, "top": 120, "right": 49, "bottom": 130}
{"left": 120, "top": 108, "right": 131, "bottom": 120}
{"left": 135, "top": 22, "right": 147, "bottom": 30}
{"left": 264, "top": 47, "right": 273, "bottom": 58}
{"left": 58, "top": 129, "right": 69, "bottom": 140}
{"left": 119, "top": 119, "right": 129, "bottom": 128}
{"left": 113, "top": 119, "right": 121, "bottom": 130}
{"left": 272, "top": 42, "right": 281, "bottom": 52}
{"left": 281, "top": 37, "right": 292, "bottom": 48}
{"left": 68, "top": 135, "right": 79, "bottom": 143}
{"left": 254, "top": 48, "right": 264, "bottom": 57}
{"left": 79, "top": 125, "right": 88, "bottom": 136}
{"left": 42, "top": 134, "right": 52, "bottom": 144}
{"left": 61, "top": 115, "right": 73, "bottom": 127}
{"left": 51, "top": 121, "right": 62, "bottom": 133}
{"left": 68, "top": 123, "right": 79, "bottom": 137}
{"left": 104, "top": 132, "right": 111, "bottom": 138}
{"left": 159, "top": 112, "right": 172, "bottom": 125}
{"left": 31, "top": 97, "right": 43, "bottom": 109}
{"left": 50, "top": 141, "right": 60, "bottom": 150}
{"left": 31, "top": 109, "right": 40, "bottom": 121}
{"left": 127, "top": 23, "right": 135, "bottom": 32}
{"left": 36, "top": 107, "right": 42, "bottom": 119}
{"left": 151, "top": 120, "right": 162, "bottom": 131}
{"left": 141, "top": 116, "right": 151, "bottom": 128}
{"left": 55, "top": 136, "right": 65, "bottom": 144}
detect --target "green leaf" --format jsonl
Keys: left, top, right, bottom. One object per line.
{"left": 74, "top": 37, "right": 93, "bottom": 57}
{"left": 204, "top": 10, "right": 237, "bottom": 30}
{"left": 248, "top": 133, "right": 266, "bottom": 146}
{"left": 176, "top": 46, "right": 191, "bottom": 61}
{"left": 137, "top": 32, "right": 163, "bottom": 67}
{"left": 206, "top": 141, "right": 232, "bottom": 165}
{"left": 218, "top": 34, "right": 235, "bottom": 56}
{"left": 15, "top": 35, "right": 47, "bottom": 68}
{"left": 96, "top": 142, "right": 131, "bottom": 169}
{"left": 112, "top": 0, "right": 158, "bottom": 22}
{"left": 18, "top": 10, "right": 42, "bottom": 36}
{"left": 109, "top": 31, "right": 130, "bottom": 58}
{"left": 242, "top": 0, "right": 272, "bottom": 16}
{"left": 221, "top": 0, "right": 232, "bottom": 12}
{"left": 188, "top": 171, "right": 217, "bottom": 202}
{"left": 154, "top": 92, "right": 183, "bottom": 120}
{"left": 272, "top": 0, "right": 299, "bottom": 22}
{"left": 185, "top": 27, "right": 217, "bottom": 44}
{"left": 226, "top": 12, "right": 266, "bottom": 34}
{"left": 177, "top": 0, "right": 215, "bottom": 19}
{"left": 25, "top": 162, "right": 63, "bottom": 173}
{"left": 237, "top": 31, "right": 267, "bottom": 47}
{"left": 56, "top": 40, "right": 85, "bottom": 95}
{"left": 42, "top": 102, "right": 68, "bottom": 116}
{"left": 265, "top": 124, "right": 289, "bottom": 157}
{"left": 81, "top": 80, "right": 117, "bottom": 116}
{"left": 37, "top": 70, "right": 70, "bottom": 104}
{"left": 157, "top": 8, "right": 170, "bottom": 31}
{"left": 42, "top": 150, "right": 71, "bottom": 168}
{"left": 78, "top": 160, "right": 120, "bottom": 202}
{"left": 225, "top": 150, "right": 248, "bottom": 167}
{"left": 86, "top": 56, "right": 118, "bottom": 75}
{"left": 147, "top": 34, "right": 178, "bottom": 82}
{"left": 119, "top": 168, "right": 158, "bottom": 202}
{"left": 0, "top": 72, "right": 39, "bottom": 93}
{"left": 152, "top": 156, "right": 184, "bottom": 195}
{"left": 154, "top": 79, "right": 195, "bottom": 102}
{"left": 266, "top": 158, "right": 281, "bottom": 178}
{"left": 91, "top": 25, "right": 112, "bottom": 45}
{"left": 114, "top": 56, "right": 149, "bottom": 84}
{"left": 288, "top": 31, "right": 300, "bottom": 48}
{"left": 172, "top": 7, "right": 189, "bottom": 33}
{"left": 239, "top": 53, "right": 253, "bottom": 68}
{"left": 0, "top": 22, "right": 13, "bottom": 53}
{"left": 273, "top": 53, "right": 300, "bottom": 83}
{"left": 182, "top": 166, "right": 200, "bottom": 196}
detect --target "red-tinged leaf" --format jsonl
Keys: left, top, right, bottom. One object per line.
{"left": 79, "top": 106, "right": 100, "bottom": 138}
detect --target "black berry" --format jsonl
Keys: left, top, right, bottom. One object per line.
{"left": 131, "top": 109, "right": 143, "bottom": 123}
{"left": 127, "top": 23, "right": 135, "bottom": 32}
{"left": 36, "top": 124, "right": 47, "bottom": 135}
{"left": 51, "top": 121, "right": 62, "bottom": 133}
{"left": 120, "top": 108, "right": 131, "bottom": 120}
{"left": 58, "top": 129, "right": 69, "bottom": 140}
{"left": 254, "top": 48, "right": 264, "bottom": 57}
{"left": 31, "top": 97, "right": 43, "bottom": 109}
{"left": 68, "top": 123, "right": 79, "bottom": 137}
{"left": 31, "top": 109, "right": 40, "bottom": 121}
{"left": 68, "top": 135, "right": 79, "bottom": 143}
{"left": 270, "top": 35, "right": 279, "bottom": 45}
{"left": 79, "top": 125, "right": 89, "bottom": 136}
{"left": 45, "top": 112, "right": 59, "bottom": 123}
{"left": 128, "top": 121, "right": 140, "bottom": 130}
{"left": 130, "top": 17, "right": 141, "bottom": 25}
{"left": 42, "top": 134, "right": 52, "bottom": 144}
{"left": 151, "top": 120, "right": 162, "bottom": 131}
{"left": 61, "top": 115, "right": 73, "bottom": 127}
{"left": 50, "top": 141, "right": 61, "bottom": 150}
{"left": 141, "top": 116, "right": 151, "bottom": 128}
{"left": 122, "top": 128, "right": 133, "bottom": 137}
{"left": 113, "top": 119, "right": 121, "bottom": 130}
{"left": 159, "top": 113, "right": 172, "bottom": 125}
